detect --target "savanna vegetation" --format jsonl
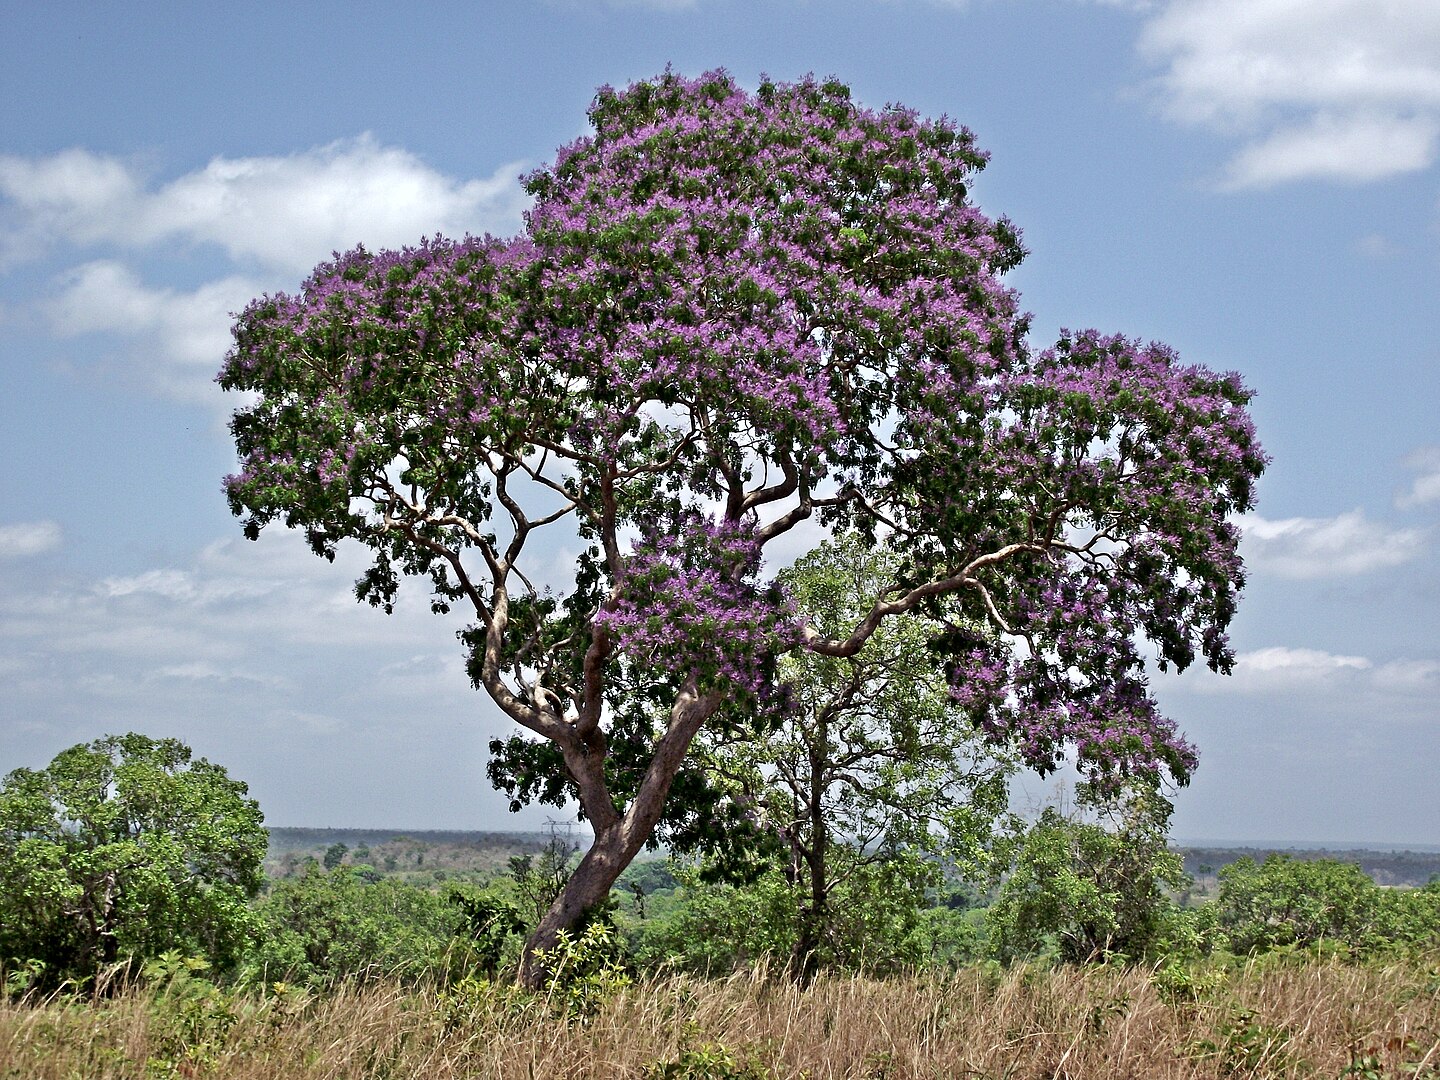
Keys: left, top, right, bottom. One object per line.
{"left": 5, "top": 69, "right": 1436, "bottom": 1079}
{"left": 3, "top": 734, "right": 1439, "bottom": 1078}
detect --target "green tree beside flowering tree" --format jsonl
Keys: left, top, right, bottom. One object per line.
{"left": 693, "top": 535, "right": 1016, "bottom": 978}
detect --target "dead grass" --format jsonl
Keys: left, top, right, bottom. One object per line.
{"left": 1, "top": 956, "right": 1437, "bottom": 1079}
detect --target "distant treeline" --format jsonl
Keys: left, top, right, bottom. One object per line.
{"left": 265, "top": 829, "right": 1440, "bottom": 890}
{"left": 265, "top": 828, "right": 566, "bottom": 853}
{"left": 1179, "top": 846, "right": 1440, "bottom": 889}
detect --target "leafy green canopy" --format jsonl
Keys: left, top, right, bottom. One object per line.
{"left": 219, "top": 71, "right": 1264, "bottom": 867}
{"left": 987, "top": 788, "right": 1187, "bottom": 965}
{"left": 0, "top": 734, "right": 265, "bottom": 988}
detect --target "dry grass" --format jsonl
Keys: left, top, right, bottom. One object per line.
{"left": 2, "top": 957, "right": 1437, "bottom": 1079}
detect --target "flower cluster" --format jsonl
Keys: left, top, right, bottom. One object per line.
{"left": 593, "top": 516, "right": 805, "bottom": 700}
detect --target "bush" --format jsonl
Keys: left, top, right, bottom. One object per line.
{"left": 987, "top": 789, "right": 1186, "bottom": 965}
{"left": 630, "top": 867, "right": 798, "bottom": 975}
{"left": 629, "top": 855, "right": 964, "bottom": 977}
{"left": 1217, "top": 856, "right": 1440, "bottom": 957}
{"left": 249, "top": 866, "right": 516, "bottom": 986}
{"left": 1217, "top": 855, "right": 1377, "bottom": 954}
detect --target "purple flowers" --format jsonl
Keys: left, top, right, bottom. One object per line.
{"left": 218, "top": 69, "right": 1265, "bottom": 822}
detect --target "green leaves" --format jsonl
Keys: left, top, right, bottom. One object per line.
{"left": 987, "top": 785, "right": 1186, "bottom": 965}
{"left": 0, "top": 734, "right": 265, "bottom": 990}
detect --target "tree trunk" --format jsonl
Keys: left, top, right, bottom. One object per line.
{"left": 516, "top": 819, "right": 640, "bottom": 988}
{"left": 516, "top": 683, "right": 722, "bottom": 990}
{"left": 790, "top": 718, "right": 829, "bottom": 986}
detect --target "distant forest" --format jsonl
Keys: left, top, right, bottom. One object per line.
{"left": 265, "top": 828, "right": 1440, "bottom": 890}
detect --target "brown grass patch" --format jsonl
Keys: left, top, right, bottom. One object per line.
{"left": 1, "top": 957, "right": 1436, "bottom": 1078}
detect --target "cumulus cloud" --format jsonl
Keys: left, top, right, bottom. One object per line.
{"left": 1397, "top": 446, "right": 1440, "bottom": 508}
{"left": 1135, "top": 0, "right": 1440, "bottom": 188}
{"left": 43, "top": 261, "right": 261, "bottom": 401}
{"left": 1238, "top": 510, "right": 1430, "bottom": 578}
{"left": 0, "top": 521, "right": 62, "bottom": 558}
{"left": 1219, "top": 112, "right": 1440, "bottom": 189}
{"left": 0, "top": 136, "right": 530, "bottom": 274}
{"left": 3, "top": 138, "right": 532, "bottom": 403}
{"left": 1235, "top": 645, "right": 1371, "bottom": 683}
{"left": 1181, "top": 644, "right": 1440, "bottom": 699}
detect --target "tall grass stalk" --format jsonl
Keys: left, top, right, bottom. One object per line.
{"left": 1, "top": 956, "right": 1436, "bottom": 1078}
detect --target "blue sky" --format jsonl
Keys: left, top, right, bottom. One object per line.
{"left": 1, "top": 0, "right": 1437, "bottom": 844}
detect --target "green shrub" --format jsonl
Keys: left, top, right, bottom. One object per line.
{"left": 630, "top": 868, "right": 799, "bottom": 975}
{"left": 537, "top": 921, "right": 631, "bottom": 1018}
{"left": 249, "top": 866, "right": 507, "bottom": 986}
{"left": 1217, "top": 856, "right": 1379, "bottom": 954}
{"left": 987, "top": 790, "right": 1186, "bottom": 965}
{"left": 644, "top": 1041, "right": 773, "bottom": 1079}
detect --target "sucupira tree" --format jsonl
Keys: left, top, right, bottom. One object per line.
{"left": 219, "top": 70, "right": 1265, "bottom": 987}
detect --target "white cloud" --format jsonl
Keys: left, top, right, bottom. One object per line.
{"left": 1397, "top": 446, "right": 1440, "bottom": 508}
{"left": 44, "top": 261, "right": 260, "bottom": 401}
{"left": 1373, "top": 657, "right": 1440, "bottom": 691}
{"left": 1238, "top": 509, "right": 1429, "bottom": 578}
{"left": 0, "top": 136, "right": 530, "bottom": 275}
{"left": 1220, "top": 112, "right": 1440, "bottom": 190}
{"left": 1180, "top": 644, "right": 1440, "bottom": 699}
{"left": 0, "top": 149, "right": 144, "bottom": 265}
{"left": 1237, "top": 644, "right": 1371, "bottom": 680}
{"left": 0, "top": 530, "right": 484, "bottom": 700}
{"left": 0, "top": 521, "right": 62, "bottom": 558}
{"left": 1135, "top": 0, "right": 1440, "bottom": 187}
{"left": 5, "top": 138, "right": 532, "bottom": 404}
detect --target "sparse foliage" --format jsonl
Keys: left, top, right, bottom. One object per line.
{"left": 694, "top": 535, "right": 1014, "bottom": 977}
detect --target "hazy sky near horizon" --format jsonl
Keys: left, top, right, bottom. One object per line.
{"left": 1, "top": 0, "right": 1437, "bottom": 844}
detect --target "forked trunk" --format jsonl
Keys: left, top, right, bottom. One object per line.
{"left": 516, "top": 683, "right": 724, "bottom": 990}
{"left": 516, "top": 821, "right": 638, "bottom": 988}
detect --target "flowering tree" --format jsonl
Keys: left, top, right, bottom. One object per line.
{"left": 219, "top": 71, "right": 1265, "bottom": 986}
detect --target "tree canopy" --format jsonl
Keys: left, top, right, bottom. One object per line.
{"left": 219, "top": 70, "right": 1265, "bottom": 984}
{"left": 0, "top": 734, "right": 265, "bottom": 989}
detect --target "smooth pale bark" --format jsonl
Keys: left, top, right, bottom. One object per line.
{"left": 517, "top": 682, "right": 722, "bottom": 990}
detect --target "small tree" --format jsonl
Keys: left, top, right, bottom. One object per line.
{"left": 1217, "top": 855, "right": 1379, "bottom": 954}
{"left": 987, "top": 784, "right": 1186, "bottom": 965}
{"left": 220, "top": 71, "right": 1265, "bottom": 985}
{"left": 697, "top": 534, "right": 1015, "bottom": 978}
{"left": 0, "top": 734, "right": 265, "bottom": 990}
{"left": 508, "top": 828, "right": 580, "bottom": 924}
